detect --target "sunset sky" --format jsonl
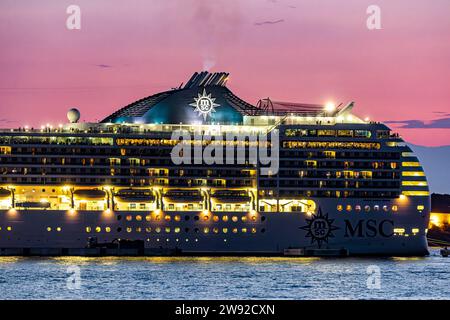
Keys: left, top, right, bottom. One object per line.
{"left": 0, "top": 0, "right": 449, "bottom": 146}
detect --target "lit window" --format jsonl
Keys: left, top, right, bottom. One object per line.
{"left": 364, "top": 205, "right": 370, "bottom": 212}
{"left": 136, "top": 215, "right": 142, "bottom": 221}
{"left": 145, "top": 215, "right": 151, "bottom": 221}
{"left": 165, "top": 227, "right": 170, "bottom": 233}
{"left": 95, "top": 226, "right": 101, "bottom": 233}
{"left": 412, "top": 228, "right": 419, "bottom": 234}
{"left": 232, "top": 216, "right": 238, "bottom": 222}
{"left": 136, "top": 227, "right": 142, "bottom": 233}
{"left": 417, "top": 205, "right": 424, "bottom": 211}
{"left": 222, "top": 215, "right": 229, "bottom": 222}
{"left": 47, "top": 227, "right": 52, "bottom": 232}
{"left": 402, "top": 181, "right": 428, "bottom": 186}
{"left": 241, "top": 216, "right": 248, "bottom": 222}
{"left": 213, "top": 228, "right": 219, "bottom": 234}
{"left": 242, "top": 228, "right": 247, "bottom": 233}
{"left": 402, "top": 162, "right": 420, "bottom": 167}
{"left": 203, "top": 215, "right": 209, "bottom": 221}
{"left": 383, "top": 205, "right": 388, "bottom": 212}
{"left": 232, "top": 228, "right": 238, "bottom": 234}
{"left": 155, "top": 227, "right": 161, "bottom": 233}
{"left": 203, "top": 227, "right": 209, "bottom": 234}
{"left": 402, "top": 191, "right": 430, "bottom": 196}
{"left": 56, "top": 227, "right": 62, "bottom": 232}
{"left": 6, "top": 226, "right": 11, "bottom": 231}
{"left": 355, "top": 205, "right": 361, "bottom": 212}
{"left": 337, "top": 205, "right": 343, "bottom": 211}
{"left": 174, "top": 227, "right": 180, "bottom": 233}
{"left": 222, "top": 228, "right": 228, "bottom": 234}
{"left": 251, "top": 228, "right": 257, "bottom": 234}
{"left": 165, "top": 215, "right": 171, "bottom": 222}
{"left": 402, "top": 171, "right": 425, "bottom": 177}
{"left": 126, "top": 215, "right": 132, "bottom": 221}
{"left": 175, "top": 215, "right": 181, "bottom": 222}
{"left": 374, "top": 205, "right": 379, "bottom": 211}
{"left": 126, "top": 227, "right": 132, "bottom": 233}
{"left": 85, "top": 227, "right": 91, "bottom": 232}
{"left": 394, "top": 228, "right": 405, "bottom": 234}
{"left": 346, "top": 205, "right": 352, "bottom": 212}
{"left": 105, "top": 227, "right": 111, "bottom": 233}
{"left": 146, "top": 227, "right": 152, "bottom": 233}
{"left": 392, "top": 205, "right": 398, "bottom": 212}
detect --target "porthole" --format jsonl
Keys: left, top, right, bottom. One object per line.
{"left": 117, "top": 215, "right": 122, "bottom": 221}
{"left": 232, "top": 216, "right": 238, "bottom": 222}
{"left": 136, "top": 215, "right": 142, "bottom": 221}
{"left": 117, "top": 227, "right": 122, "bottom": 232}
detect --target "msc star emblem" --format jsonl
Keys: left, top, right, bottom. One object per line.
{"left": 189, "top": 89, "right": 220, "bottom": 121}
{"left": 300, "top": 207, "right": 339, "bottom": 248}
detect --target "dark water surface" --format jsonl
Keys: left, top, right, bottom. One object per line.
{"left": 0, "top": 248, "right": 448, "bottom": 300}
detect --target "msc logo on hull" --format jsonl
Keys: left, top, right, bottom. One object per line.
{"left": 344, "top": 219, "right": 394, "bottom": 238}
{"left": 300, "top": 208, "right": 339, "bottom": 248}
{"left": 300, "top": 209, "right": 396, "bottom": 246}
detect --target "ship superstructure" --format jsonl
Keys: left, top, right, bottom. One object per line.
{"left": 0, "top": 72, "right": 430, "bottom": 256}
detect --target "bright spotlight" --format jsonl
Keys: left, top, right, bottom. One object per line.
{"left": 324, "top": 102, "right": 336, "bottom": 112}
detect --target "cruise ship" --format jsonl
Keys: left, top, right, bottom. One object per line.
{"left": 0, "top": 72, "right": 431, "bottom": 256}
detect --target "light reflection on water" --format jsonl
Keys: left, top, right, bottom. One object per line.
{"left": 0, "top": 249, "right": 448, "bottom": 300}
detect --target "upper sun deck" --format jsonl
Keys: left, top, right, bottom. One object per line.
{"left": 0, "top": 71, "right": 395, "bottom": 136}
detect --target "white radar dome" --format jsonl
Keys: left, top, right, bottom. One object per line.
{"left": 67, "top": 108, "right": 80, "bottom": 123}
